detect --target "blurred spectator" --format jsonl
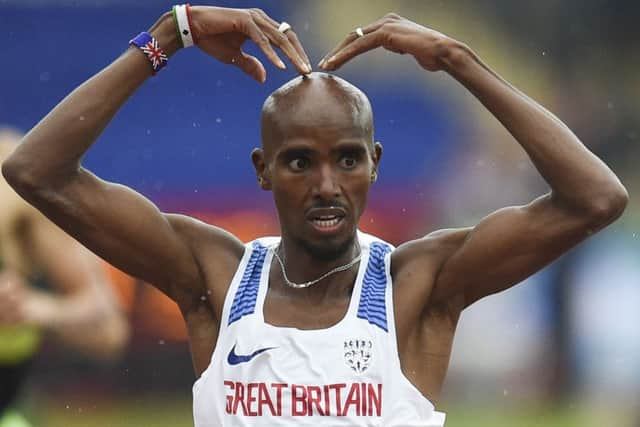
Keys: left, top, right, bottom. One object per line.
{"left": 0, "top": 128, "right": 129, "bottom": 427}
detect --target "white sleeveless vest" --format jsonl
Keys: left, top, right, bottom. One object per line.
{"left": 193, "top": 232, "right": 446, "bottom": 426}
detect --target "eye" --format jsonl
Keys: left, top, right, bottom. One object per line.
{"left": 339, "top": 156, "right": 358, "bottom": 169}
{"left": 288, "top": 157, "right": 309, "bottom": 172}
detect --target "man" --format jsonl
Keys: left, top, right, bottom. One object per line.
{"left": 0, "top": 128, "right": 129, "bottom": 427}
{"left": 2, "top": 6, "right": 627, "bottom": 426}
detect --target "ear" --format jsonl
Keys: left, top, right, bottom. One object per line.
{"left": 251, "top": 148, "right": 271, "bottom": 190}
{"left": 370, "top": 142, "right": 383, "bottom": 183}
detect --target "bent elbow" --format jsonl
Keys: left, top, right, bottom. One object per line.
{"left": 2, "top": 155, "right": 22, "bottom": 187}
{"left": 1, "top": 154, "right": 40, "bottom": 196}
{"left": 585, "top": 184, "right": 629, "bottom": 228}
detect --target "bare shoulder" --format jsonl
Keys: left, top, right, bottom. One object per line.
{"left": 165, "top": 213, "right": 246, "bottom": 312}
{"left": 166, "top": 214, "right": 245, "bottom": 257}
{"left": 389, "top": 228, "right": 471, "bottom": 337}
{"left": 391, "top": 227, "right": 472, "bottom": 275}
{"left": 390, "top": 227, "right": 471, "bottom": 312}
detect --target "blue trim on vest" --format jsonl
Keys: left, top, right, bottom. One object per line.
{"left": 357, "top": 242, "right": 392, "bottom": 332}
{"left": 228, "top": 241, "right": 268, "bottom": 326}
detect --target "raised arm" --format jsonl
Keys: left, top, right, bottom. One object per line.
{"left": 320, "top": 14, "right": 628, "bottom": 307}
{"left": 1, "top": 7, "right": 311, "bottom": 300}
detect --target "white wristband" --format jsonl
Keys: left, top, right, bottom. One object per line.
{"left": 175, "top": 4, "right": 194, "bottom": 48}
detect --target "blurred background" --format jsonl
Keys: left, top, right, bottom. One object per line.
{"left": 1, "top": 0, "right": 638, "bottom": 426}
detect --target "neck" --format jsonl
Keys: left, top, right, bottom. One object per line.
{"left": 272, "top": 234, "right": 361, "bottom": 299}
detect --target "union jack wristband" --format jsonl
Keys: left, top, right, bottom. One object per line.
{"left": 129, "top": 32, "right": 168, "bottom": 74}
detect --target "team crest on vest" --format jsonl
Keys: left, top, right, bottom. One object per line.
{"left": 343, "top": 339, "right": 373, "bottom": 373}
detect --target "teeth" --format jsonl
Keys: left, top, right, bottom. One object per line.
{"left": 318, "top": 215, "right": 337, "bottom": 220}
{"left": 313, "top": 218, "right": 340, "bottom": 228}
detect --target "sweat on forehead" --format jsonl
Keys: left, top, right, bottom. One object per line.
{"left": 260, "top": 73, "right": 373, "bottom": 148}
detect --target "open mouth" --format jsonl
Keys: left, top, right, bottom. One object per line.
{"left": 311, "top": 214, "right": 344, "bottom": 229}
{"left": 306, "top": 207, "right": 347, "bottom": 232}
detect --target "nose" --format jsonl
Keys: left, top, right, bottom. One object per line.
{"left": 311, "top": 164, "right": 340, "bottom": 200}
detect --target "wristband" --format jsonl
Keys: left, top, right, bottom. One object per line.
{"left": 174, "top": 4, "right": 195, "bottom": 48}
{"left": 185, "top": 4, "right": 198, "bottom": 44}
{"left": 129, "top": 32, "right": 168, "bottom": 74}
{"left": 171, "top": 7, "right": 184, "bottom": 49}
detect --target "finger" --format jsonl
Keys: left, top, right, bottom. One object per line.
{"left": 318, "top": 32, "right": 359, "bottom": 68}
{"left": 252, "top": 15, "right": 310, "bottom": 74}
{"left": 232, "top": 51, "right": 267, "bottom": 83}
{"left": 251, "top": 10, "right": 312, "bottom": 70}
{"left": 318, "top": 20, "right": 387, "bottom": 68}
{"left": 284, "top": 30, "right": 312, "bottom": 72}
{"left": 320, "top": 32, "right": 383, "bottom": 71}
{"left": 243, "top": 19, "right": 286, "bottom": 70}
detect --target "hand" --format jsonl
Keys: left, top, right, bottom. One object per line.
{"left": 0, "top": 270, "right": 47, "bottom": 326}
{"left": 190, "top": 6, "right": 312, "bottom": 82}
{"left": 318, "top": 13, "right": 452, "bottom": 72}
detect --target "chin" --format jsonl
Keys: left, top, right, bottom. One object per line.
{"left": 297, "top": 233, "right": 356, "bottom": 262}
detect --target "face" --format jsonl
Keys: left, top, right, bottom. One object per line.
{"left": 253, "top": 74, "right": 381, "bottom": 261}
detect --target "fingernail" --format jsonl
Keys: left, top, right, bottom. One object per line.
{"left": 277, "top": 59, "right": 286, "bottom": 69}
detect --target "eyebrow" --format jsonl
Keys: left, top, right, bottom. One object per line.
{"left": 277, "top": 140, "right": 368, "bottom": 155}
{"left": 333, "top": 142, "right": 368, "bottom": 156}
{"left": 276, "top": 146, "right": 314, "bottom": 160}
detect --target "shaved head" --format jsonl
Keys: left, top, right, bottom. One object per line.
{"left": 260, "top": 73, "right": 374, "bottom": 156}
{"left": 252, "top": 73, "right": 382, "bottom": 262}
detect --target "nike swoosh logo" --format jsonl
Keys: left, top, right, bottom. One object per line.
{"left": 227, "top": 344, "right": 276, "bottom": 365}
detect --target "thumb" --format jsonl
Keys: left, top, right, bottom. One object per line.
{"left": 232, "top": 51, "right": 266, "bottom": 83}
